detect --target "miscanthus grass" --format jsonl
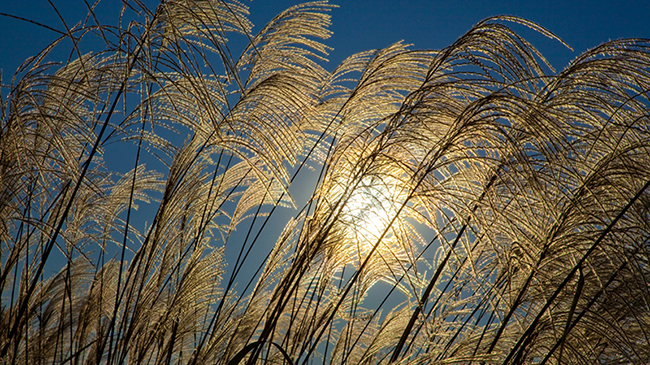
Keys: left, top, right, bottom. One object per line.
{"left": 2, "top": 1, "right": 650, "bottom": 364}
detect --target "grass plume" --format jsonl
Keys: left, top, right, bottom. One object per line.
{"left": 2, "top": 1, "right": 650, "bottom": 364}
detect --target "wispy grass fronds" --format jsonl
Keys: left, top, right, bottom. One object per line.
{"left": 2, "top": 1, "right": 650, "bottom": 364}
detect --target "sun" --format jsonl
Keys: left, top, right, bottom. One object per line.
{"left": 340, "top": 174, "right": 401, "bottom": 244}
{"left": 311, "top": 138, "right": 417, "bottom": 281}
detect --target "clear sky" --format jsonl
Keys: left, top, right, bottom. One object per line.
{"left": 1, "top": 0, "right": 649, "bottom": 78}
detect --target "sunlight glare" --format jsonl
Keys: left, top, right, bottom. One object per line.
{"left": 339, "top": 174, "right": 403, "bottom": 246}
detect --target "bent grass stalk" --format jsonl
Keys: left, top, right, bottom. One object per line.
{"left": 1, "top": 1, "right": 650, "bottom": 364}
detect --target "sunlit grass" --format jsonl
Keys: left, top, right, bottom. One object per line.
{"left": 1, "top": 1, "right": 650, "bottom": 364}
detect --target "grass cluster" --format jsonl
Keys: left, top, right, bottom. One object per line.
{"left": 2, "top": 1, "right": 650, "bottom": 364}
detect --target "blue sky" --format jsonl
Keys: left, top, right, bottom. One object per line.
{"left": 1, "top": 0, "right": 649, "bottom": 77}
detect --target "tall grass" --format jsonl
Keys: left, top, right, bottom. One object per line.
{"left": 2, "top": 1, "right": 650, "bottom": 364}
